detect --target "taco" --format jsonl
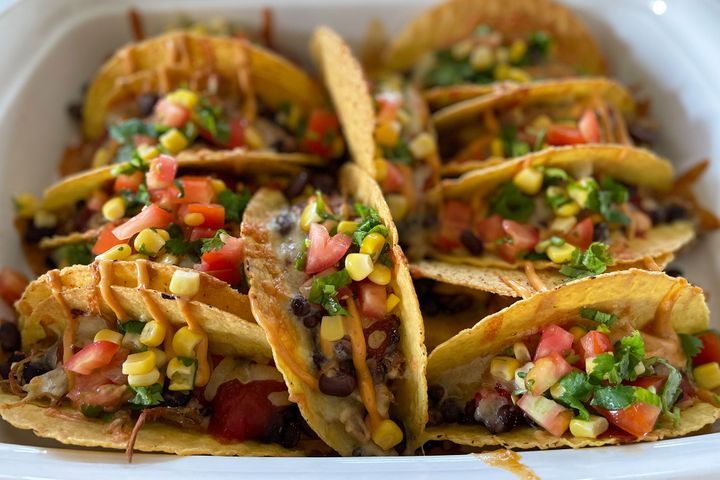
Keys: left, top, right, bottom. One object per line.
{"left": 427, "top": 145, "right": 714, "bottom": 295}
{"left": 432, "top": 78, "right": 637, "bottom": 175}
{"left": 15, "top": 151, "right": 323, "bottom": 278}
{"left": 0, "top": 260, "right": 327, "bottom": 457}
{"left": 311, "top": 27, "right": 440, "bottom": 255}
{"left": 383, "top": 0, "right": 606, "bottom": 108}
{"left": 66, "top": 32, "right": 342, "bottom": 175}
{"left": 242, "top": 163, "right": 427, "bottom": 455}
{"left": 424, "top": 269, "right": 720, "bottom": 449}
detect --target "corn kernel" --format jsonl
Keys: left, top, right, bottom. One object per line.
{"left": 569, "top": 326, "right": 586, "bottom": 341}
{"left": 211, "top": 179, "right": 227, "bottom": 193}
{"left": 169, "top": 270, "right": 200, "bottom": 297}
{"left": 508, "top": 67, "right": 531, "bottom": 83}
{"left": 570, "top": 415, "right": 609, "bottom": 439}
{"left": 386, "top": 293, "right": 400, "bottom": 313}
{"left": 490, "top": 138, "right": 505, "bottom": 157}
{"left": 128, "top": 368, "right": 161, "bottom": 387}
{"left": 550, "top": 216, "right": 577, "bottom": 233}
{"left": 512, "top": 167, "right": 543, "bottom": 195}
{"left": 172, "top": 326, "right": 203, "bottom": 358}
{"left": 245, "top": 126, "right": 264, "bottom": 149}
{"left": 371, "top": 418, "right": 404, "bottom": 450}
{"left": 96, "top": 243, "right": 132, "bottom": 261}
{"left": 532, "top": 115, "right": 553, "bottom": 129}
{"left": 556, "top": 201, "right": 581, "bottom": 217}
{"left": 152, "top": 348, "right": 167, "bottom": 368}
{"left": 513, "top": 342, "right": 532, "bottom": 363}
{"left": 494, "top": 63, "right": 510, "bottom": 81}
{"left": 567, "top": 183, "right": 591, "bottom": 208}
{"left": 91, "top": 147, "right": 112, "bottom": 168}
{"left": 360, "top": 232, "right": 386, "bottom": 258}
{"left": 550, "top": 382, "right": 566, "bottom": 400}
{"left": 160, "top": 128, "right": 189, "bottom": 154}
{"left": 386, "top": 194, "right": 409, "bottom": 220}
{"left": 133, "top": 228, "right": 166, "bottom": 256}
{"left": 156, "top": 229, "right": 170, "bottom": 241}
{"left": 490, "top": 356, "right": 521, "bottom": 382}
{"left": 369, "top": 263, "right": 392, "bottom": 286}
{"left": 140, "top": 320, "right": 166, "bottom": 348}
{"left": 451, "top": 39, "right": 473, "bottom": 59}
{"left": 166, "top": 88, "right": 199, "bottom": 109}
{"left": 167, "top": 357, "right": 196, "bottom": 391}
{"left": 546, "top": 243, "right": 577, "bottom": 264}
{"left": 183, "top": 212, "right": 205, "bottom": 227}
{"left": 102, "top": 197, "right": 126, "bottom": 222}
{"left": 300, "top": 201, "right": 322, "bottom": 232}
{"left": 13, "top": 193, "right": 38, "bottom": 218}
{"left": 344, "top": 253, "right": 374, "bottom": 281}
{"left": 33, "top": 210, "right": 57, "bottom": 229}
{"left": 694, "top": 362, "right": 720, "bottom": 390}
{"left": 374, "top": 159, "right": 389, "bottom": 182}
{"left": 375, "top": 121, "right": 400, "bottom": 148}
{"left": 320, "top": 316, "right": 345, "bottom": 342}
{"left": 122, "top": 350, "right": 157, "bottom": 375}
{"left": 408, "top": 132, "right": 437, "bottom": 159}
{"left": 509, "top": 39, "right": 528, "bottom": 64}
{"left": 94, "top": 329, "right": 123, "bottom": 344}
{"left": 495, "top": 46, "right": 510, "bottom": 64}
{"left": 137, "top": 144, "right": 159, "bottom": 161}
{"left": 470, "top": 45, "right": 494, "bottom": 71}
{"left": 337, "top": 221, "right": 359, "bottom": 236}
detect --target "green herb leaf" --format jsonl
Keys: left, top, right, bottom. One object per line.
{"left": 111, "top": 151, "right": 149, "bottom": 176}
{"left": 586, "top": 176, "right": 630, "bottom": 226}
{"left": 580, "top": 307, "right": 618, "bottom": 326}
{"left": 490, "top": 182, "right": 535, "bottom": 222}
{"left": 129, "top": 383, "right": 164, "bottom": 407}
{"left": 352, "top": 203, "right": 385, "bottom": 246}
{"left": 119, "top": 183, "right": 151, "bottom": 216}
{"left": 308, "top": 269, "right": 352, "bottom": 316}
{"left": 109, "top": 119, "right": 158, "bottom": 145}
{"left": 200, "top": 229, "right": 228, "bottom": 254}
{"left": 218, "top": 188, "right": 251, "bottom": 223}
{"left": 559, "top": 242, "right": 614, "bottom": 279}
{"left": 679, "top": 333, "right": 703, "bottom": 360}
{"left": 588, "top": 352, "right": 621, "bottom": 384}
{"left": 382, "top": 140, "right": 414, "bottom": 165}
{"left": 591, "top": 384, "right": 637, "bottom": 410}
{"left": 54, "top": 242, "right": 93, "bottom": 266}
{"left": 615, "top": 331, "right": 646, "bottom": 381}
{"left": 555, "top": 371, "right": 593, "bottom": 420}
{"left": 119, "top": 320, "right": 145, "bottom": 334}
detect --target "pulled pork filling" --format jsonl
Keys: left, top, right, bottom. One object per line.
{"left": 428, "top": 306, "right": 707, "bottom": 440}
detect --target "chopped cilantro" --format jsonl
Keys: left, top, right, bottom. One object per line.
{"left": 382, "top": 140, "right": 414, "bottom": 164}
{"left": 586, "top": 176, "right": 630, "bottom": 226}
{"left": 119, "top": 184, "right": 151, "bottom": 216}
{"left": 580, "top": 307, "right": 618, "bottom": 326}
{"left": 218, "top": 188, "right": 251, "bottom": 223}
{"left": 129, "top": 383, "right": 164, "bottom": 407}
{"left": 559, "top": 242, "right": 613, "bottom": 279}
{"left": 679, "top": 333, "right": 703, "bottom": 360}
{"left": 590, "top": 385, "right": 637, "bottom": 410}
{"left": 200, "top": 230, "right": 228, "bottom": 254}
{"left": 588, "top": 352, "right": 621, "bottom": 384}
{"left": 109, "top": 119, "right": 157, "bottom": 145}
{"left": 308, "top": 269, "right": 352, "bottom": 316}
{"left": 490, "top": 182, "right": 535, "bottom": 222}
{"left": 111, "top": 152, "right": 148, "bottom": 176}
{"left": 163, "top": 224, "right": 202, "bottom": 260}
{"left": 118, "top": 320, "right": 145, "bottom": 334}
{"left": 614, "top": 331, "right": 645, "bottom": 381}
{"left": 55, "top": 242, "right": 93, "bottom": 265}
{"left": 352, "top": 203, "right": 385, "bottom": 246}
{"left": 555, "top": 371, "right": 593, "bottom": 420}
{"left": 655, "top": 358, "right": 683, "bottom": 414}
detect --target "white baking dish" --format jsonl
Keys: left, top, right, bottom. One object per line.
{"left": 0, "top": 0, "right": 718, "bottom": 477}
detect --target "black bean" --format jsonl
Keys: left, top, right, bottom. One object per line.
{"left": 290, "top": 295, "right": 311, "bottom": 317}
{"left": 162, "top": 389, "right": 191, "bottom": 407}
{"left": 593, "top": 222, "right": 609, "bottom": 243}
{"left": 23, "top": 223, "right": 56, "bottom": 244}
{"left": 0, "top": 323, "right": 20, "bottom": 352}
{"left": 302, "top": 310, "right": 322, "bottom": 328}
{"left": 648, "top": 208, "right": 666, "bottom": 226}
{"left": 665, "top": 204, "right": 688, "bottom": 222}
{"left": 460, "top": 399, "right": 476, "bottom": 424}
{"left": 22, "top": 362, "right": 49, "bottom": 384}
{"left": 309, "top": 173, "right": 336, "bottom": 194}
{"left": 161, "top": 293, "right": 175, "bottom": 300}
{"left": 666, "top": 267, "right": 683, "bottom": 278}
{"left": 439, "top": 400, "right": 462, "bottom": 423}
{"left": 280, "top": 421, "right": 301, "bottom": 449}
{"left": 276, "top": 213, "right": 294, "bottom": 236}
{"left": 333, "top": 338, "right": 353, "bottom": 362}
{"left": 460, "top": 229, "right": 484, "bottom": 255}
{"left": 312, "top": 352, "right": 325, "bottom": 369}
{"left": 428, "top": 385, "right": 445, "bottom": 405}
{"left": 284, "top": 171, "right": 310, "bottom": 199}
{"left": 137, "top": 93, "right": 159, "bottom": 117}
{"left": 318, "top": 369, "right": 356, "bottom": 397}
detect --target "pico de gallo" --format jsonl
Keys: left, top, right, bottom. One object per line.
{"left": 415, "top": 26, "right": 555, "bottom": 90}
{"left": 428, "top": 307, "right": 705, "bottom": 440}
{"left": 268, "top": 190, "right": 407, "bottom": 453}
{"left": 85, "top": 87, "right": 343, "bottom": 171}
{"left": 434, "top": 164, "right": 692, "bottom": 279}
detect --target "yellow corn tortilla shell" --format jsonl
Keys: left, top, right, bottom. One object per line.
{"left": 426, "top": 269, "right": 717, "bottom": 449}
{"left": 433, "top": 78, "right": 635, "bottom": 131}
{"left": 83, "top": 32, "right": 326, "bottom": 140}
{"left": 423, "top": 401, "right": 720, "bottom": 450}
{"left": 242, "top": 163, "right": 427, "bottom": 455}
{"left": 383, "top": 0, "right": 606, "bottom": 74}
{"left": 16, "top": 261, "right": 256, "bottom": 349}
{"left": 0, "top": 392, "right": 300, "bottom": 457}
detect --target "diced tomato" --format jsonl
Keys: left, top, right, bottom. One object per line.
{"left": 579, "top": 330, "right": 612, "bottom": 360}
{"left": 112, "top": 204, "right": 173, "bottom": 240}
{"left": 631, "top": 375, "right": 667, "bottom": 392}
{"left": 208, "top": 379, "right": 286, "bottom": 442}
{"left": 565, "top": 217, "right": 594, "bottom": 250}
{"left": 66, "top": 350, "right": 129, "bottom": 409}
{"left": 535, "top": 324, "right": 575, "bottom": 360}
{"left": 149, "top": 185, "right": 182, "bottom": 211}
{"left": 198, "top": 235, "right": 244, "bottom": 285}
{"left": 517, "top": 393, "right": 573, "bottom": 437}
{"left": 299, "top": 110, "right": 340, "bottom": 158}
{"left": 527, "top": 352, "right": 573, "bottom": 395}
{"left": 382, "top": 162, "right": 405, "bottom": 194}
{"left": 0, "top": 268, "right": 28, "bottom": 307}
{"left": 92, "top": 224, "right": 124, "bottom": 255}
{"left": 179, "top": 203, "right": 225, "bottom": 229}
{"left": 145, "top": 155, "right": 178, "bottom": 190}
{"left": 228, "top": 118, "right": 246, "bottom": 148}
{"left": 178, "top": 176, "right": 216, "bottom": 204}
{"left": 435, "top": 200, "right": 473, "bottom": 250}
{"left": 113, "top": 171, "right": 144, "bottom": 193}
{"left": 375, "top": 95, "right": 400, "bottom": 125}
{"left": 497, "top": 220, "right": 539, "bottom": 262}
{"left": 476, "top": 214, "right": 505, "bottom": 243}
{"left": 65, "top": 341, "right": 119, "bottom": 375}
{"left": 304, "top": 223, "right": 352, "bottom": 275}
{"left": 189, "top": 227, "right": 218, "bottom": 241}
{"left": 154, "top": 98, "right": 189, "bottom": 128}
{"left": 694, "top": 332, "right": 720, "bottom": 366}
{"left": 598, "top": 402, "right": 661, "bottom": 438}
{"left": 357, "top": 280, "right": 388, "bottom": 320}
{"left": 578, "top": 109, "right": 601, "bottom": 143}
{"left": 546, "top": 125, "right": 586, "bottom": 146}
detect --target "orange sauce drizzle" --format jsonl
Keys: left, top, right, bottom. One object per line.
{"left": 523, "top": 262, "right": 547, "bottom": 292}
{"left": 176, "top": 298, "right": 210, "bottom": 387}
{"left": 474, "top": 449, "right": 540, "bottom": 480}
{"left": 134, "top": 260, "right": 175, "bottom": 356}
{"left": 97, "top": 260, "right": 128, "bottom": 321}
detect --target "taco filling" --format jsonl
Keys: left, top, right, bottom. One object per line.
{"left": 433, "top": 163, "right": 695, "bottom": 279}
